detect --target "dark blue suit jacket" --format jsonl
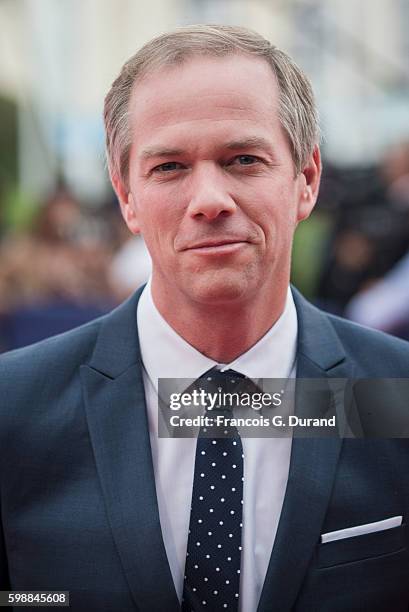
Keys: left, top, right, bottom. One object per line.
{"left": 1, "top": 287, "right": 409, "bottom": 611}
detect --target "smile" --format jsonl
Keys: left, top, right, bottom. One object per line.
{"left": 185, "top": 241, "right": 249, "bottom": 255}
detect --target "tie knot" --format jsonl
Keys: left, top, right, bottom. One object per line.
{"left": 200, "top": 369, "right": 247, "bottom": 409}
{"left": 197, "top": 368, "right": 260, "bottom": 422}
{"left": 200, "top": 368, "right": 246, "bottom": 385}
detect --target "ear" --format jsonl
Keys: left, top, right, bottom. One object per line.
{"left": 296, "top": 145, "right": 322, "bottom": 223}
{"left": 111, "top": 173, "right": 141, "bottom": 235}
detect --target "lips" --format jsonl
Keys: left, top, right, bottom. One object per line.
{"left": 182, "top": 238, "right": 249, "bottom": 250}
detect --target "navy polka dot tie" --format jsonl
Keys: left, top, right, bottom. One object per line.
{"left": 182, "top": 369, "right": 245, "bottom": 611}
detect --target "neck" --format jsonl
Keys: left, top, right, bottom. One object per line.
{"left": 151, "top": 283, "right": 288, "bottom": 363}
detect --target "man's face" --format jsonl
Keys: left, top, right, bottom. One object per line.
{"left": 115, "top": 54, "right": 320, "bottom": 313}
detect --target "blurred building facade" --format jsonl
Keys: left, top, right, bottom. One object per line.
{"left": 1, "top": 0, "right": 409, "bottom": 204}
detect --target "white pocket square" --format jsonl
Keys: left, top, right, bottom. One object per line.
{"left": 321, "top": 515, "right": 403, "bottom": 543}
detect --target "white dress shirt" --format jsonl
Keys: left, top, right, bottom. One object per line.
{"left": 137, "top": 282, "right": 298, "bottom": 612}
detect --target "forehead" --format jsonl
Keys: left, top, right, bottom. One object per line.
{"left": 128, "top": 54, "right": 285, "bottom": 157}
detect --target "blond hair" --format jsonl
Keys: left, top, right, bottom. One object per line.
{"left": 104, "top": 24, "right": 320, "bottom": 187}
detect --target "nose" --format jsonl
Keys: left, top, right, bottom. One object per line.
{"left": 187, "top": 164, "right": 237, "bottom": 220}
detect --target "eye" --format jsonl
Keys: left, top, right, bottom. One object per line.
{"left": 152, "top": 161, "right": 184, "bottom": 173}
{"left": 230, "top": 155, "right": 261, "bottom": 166}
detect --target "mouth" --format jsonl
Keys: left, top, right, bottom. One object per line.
{"left": 183, "top": 239, "right": 249, "bottom": 255}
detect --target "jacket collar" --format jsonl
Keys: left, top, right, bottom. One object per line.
{"left": 292, "top": 286, "right": 346, "bottom": 373}
{"left": 87, "top": 286, "right": 144, "bottom": 378}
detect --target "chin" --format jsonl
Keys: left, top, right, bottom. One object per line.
{"left": 186, "top": 269, "right": 258, "bottom": 306}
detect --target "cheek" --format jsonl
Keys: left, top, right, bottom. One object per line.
{"left": 247, "top": 194, "right": 297, "bottom": 240}
{"left": 243, "top": 176, "right": 298, "bottom": 214}
{"left": 135, "top": 188, "right": 184, "bottom": 249}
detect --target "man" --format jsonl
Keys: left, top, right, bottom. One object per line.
{"left": 1, "top": 25, "right": 409, "bottom": 612}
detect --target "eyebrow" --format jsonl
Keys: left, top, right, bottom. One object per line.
{"left": 140, "top": 147, "right": 185, "bottom": 160}
{"left": 224, "top": 137, "right": 274, "bottom": 152}
{"left": 139, "top": 136, "right": 274, "bottom": 161}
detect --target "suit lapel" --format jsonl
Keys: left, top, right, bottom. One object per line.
{"left": 257, "top": 289, "right": 352, "bottom": 612}
{"left": 80, "top": 289, "right": 180, "bottom": 612}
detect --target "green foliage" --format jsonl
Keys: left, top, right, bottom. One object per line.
{"left": 0, "top": 96, "right": 17, "bottom": 185}
{"left": 291, "top": 212, "right": 332, "bottom": 299}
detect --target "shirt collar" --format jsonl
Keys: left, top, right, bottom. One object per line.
{"left": 137, "top": 279, "right": 298, "bottom": 390}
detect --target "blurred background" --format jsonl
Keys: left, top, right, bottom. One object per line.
{"left": 1, "top": 0, "right": 409, "bottom": 351}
